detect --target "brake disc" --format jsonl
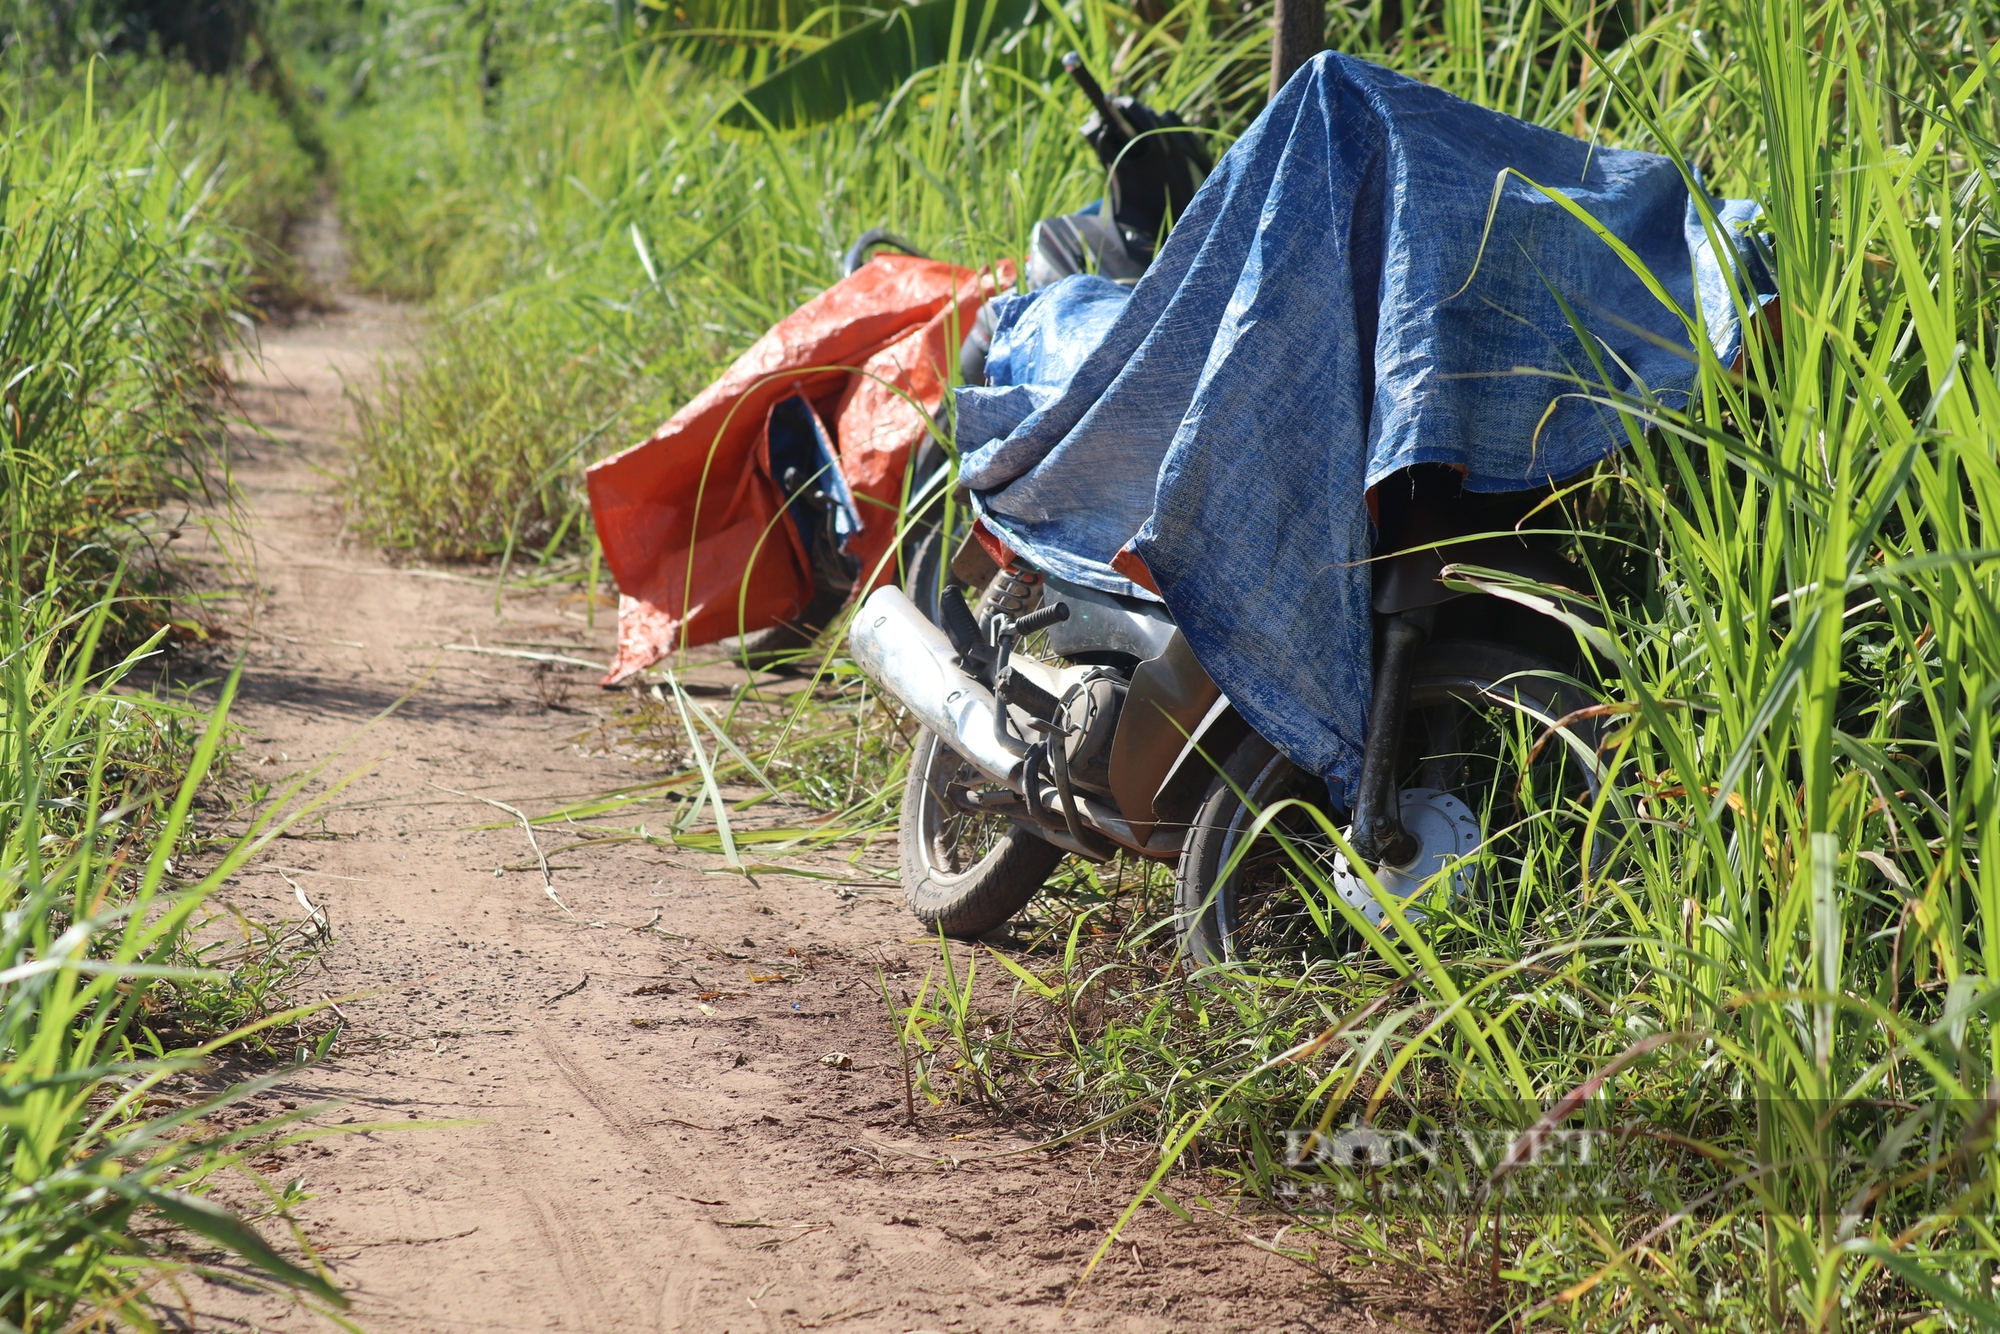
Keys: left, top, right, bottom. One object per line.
{"left": 1330, "top": 787, "right": 1481, "bottom": 929}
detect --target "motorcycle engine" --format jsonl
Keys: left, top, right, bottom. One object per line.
{"left": 1057, "top": 672, "right": 1126, "bottom": 797}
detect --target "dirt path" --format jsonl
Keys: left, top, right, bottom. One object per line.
{"left": 188, "top": 218, "right": 1412, "bottom": 1334}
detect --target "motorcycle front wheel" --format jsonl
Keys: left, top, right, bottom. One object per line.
{"left": 1174, "top": 640, "right": 1604, "bottom": 968}
{"left": 900, "top": 729, "right": 1065, "bottom": 938}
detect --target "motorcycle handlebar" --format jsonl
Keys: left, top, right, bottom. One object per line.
{"left": 1061, "top": 52, "right": 1137, "bottom": 144}
{"left": 841, "top": 227, "right": 929, "bottom": 278}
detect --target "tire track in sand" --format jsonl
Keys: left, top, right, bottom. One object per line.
{"left": 531, "top": 1026, "right": 747, "bottom": 1332}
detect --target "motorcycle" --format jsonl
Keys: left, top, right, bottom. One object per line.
{"left": 851, "top": 462, "right": 1607, "bottom": 962}
{"left": 827, "top": 63, "right": 1607, "bottom": 959}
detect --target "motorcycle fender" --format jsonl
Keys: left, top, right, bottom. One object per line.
{"left": 1149, "top": 695, "right": 1255, "bottom": 831}
{"left": 1374, "top": 536, "right": 1589, "bottom": 616}
{"left": 1107, "top": 631, "right": 1221, "bottom": 840}
{"left": 949, "top": 522, "right": 1001, "bottom": 589}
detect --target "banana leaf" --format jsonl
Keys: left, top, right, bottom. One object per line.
{"left": 643, "top": 0, "right": 831, "bottom": 81}
{"left": 719, "top": 0, "right": 1044, "bottom": 130}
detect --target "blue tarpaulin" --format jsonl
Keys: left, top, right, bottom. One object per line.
{"left": 955, "top": 52, "right": 1772, "bottom": 789}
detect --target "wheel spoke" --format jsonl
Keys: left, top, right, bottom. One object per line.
{"left": 921, "top": 746, "right": 1008, "bottom": 879}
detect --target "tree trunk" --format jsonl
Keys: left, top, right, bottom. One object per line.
{"left": 1269, "top": 0, "right": 1326, "bottom": 100}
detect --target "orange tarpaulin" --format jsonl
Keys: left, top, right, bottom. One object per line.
{"left": 586, "top": 254, "right": 1012, "bottom": 683}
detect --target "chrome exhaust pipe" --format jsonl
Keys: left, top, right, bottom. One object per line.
{"left": 847, "top": 586, "right": 1026, "bottom": 790}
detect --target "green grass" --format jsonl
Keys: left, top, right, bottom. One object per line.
{"left": 0, "top": 58, "right": 321, "bottom": 636}
{"left": 0, "top": 48, "right": 356, "bottom": 1328}
{"left": 325, "top": 0, "right": 2000, "bottom": 1327}
{"left": 0, "top": 572, "right": 349, "bottom": 1330}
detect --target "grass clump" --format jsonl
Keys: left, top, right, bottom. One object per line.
{"left": 0, "top": 576, "right": 347, "bottom": 1330}
{"left": 0, "top": 51, "right": 352, "bottom": 1328}
{"left": 344, "top": 312, "right": 640, "bottom": 564}
{"left": 0, "top": 60, "right": 322, "bottom": 637}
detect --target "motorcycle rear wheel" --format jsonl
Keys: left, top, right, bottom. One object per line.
{"left": 1174, "top": 639, "right": 1602, "bottom": 967}
{"left": 900, "top": 729, "right": 1065, "bottom": 938}
{"left": 899, "top": 440, "right": 973, "bottom": 627}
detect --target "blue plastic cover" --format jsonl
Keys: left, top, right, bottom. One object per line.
{"left": 767, "top": 392, "right": 860, "bottom": 549}
{"left": 954, "top": 52, "right": 1772, "bottom": 788}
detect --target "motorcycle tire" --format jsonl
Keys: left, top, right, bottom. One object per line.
{"left": 901, "top": 519, "right": 960, "bottom": 628}
{"left": 901, "top": 729, "right": 1066, "bottom": 937}
{"left": 1174, "top": 639, "right": 1601, "bottom": 967}
{"left": 899, "top": 441, "right": 975, "bottom": 628}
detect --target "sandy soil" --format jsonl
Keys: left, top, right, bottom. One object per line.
{"left": 179, "top": 216, "right": 1444, "bottom": 1334}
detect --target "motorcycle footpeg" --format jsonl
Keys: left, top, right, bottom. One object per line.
{"left": 1008, "top": 601, "right": 1070, "bottom": 636}
{"left": 995, "top": 665, "right": 1062, "bottom": 723}
{"left": 953, "top": 786, "right": 1028, "bottom": 818}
